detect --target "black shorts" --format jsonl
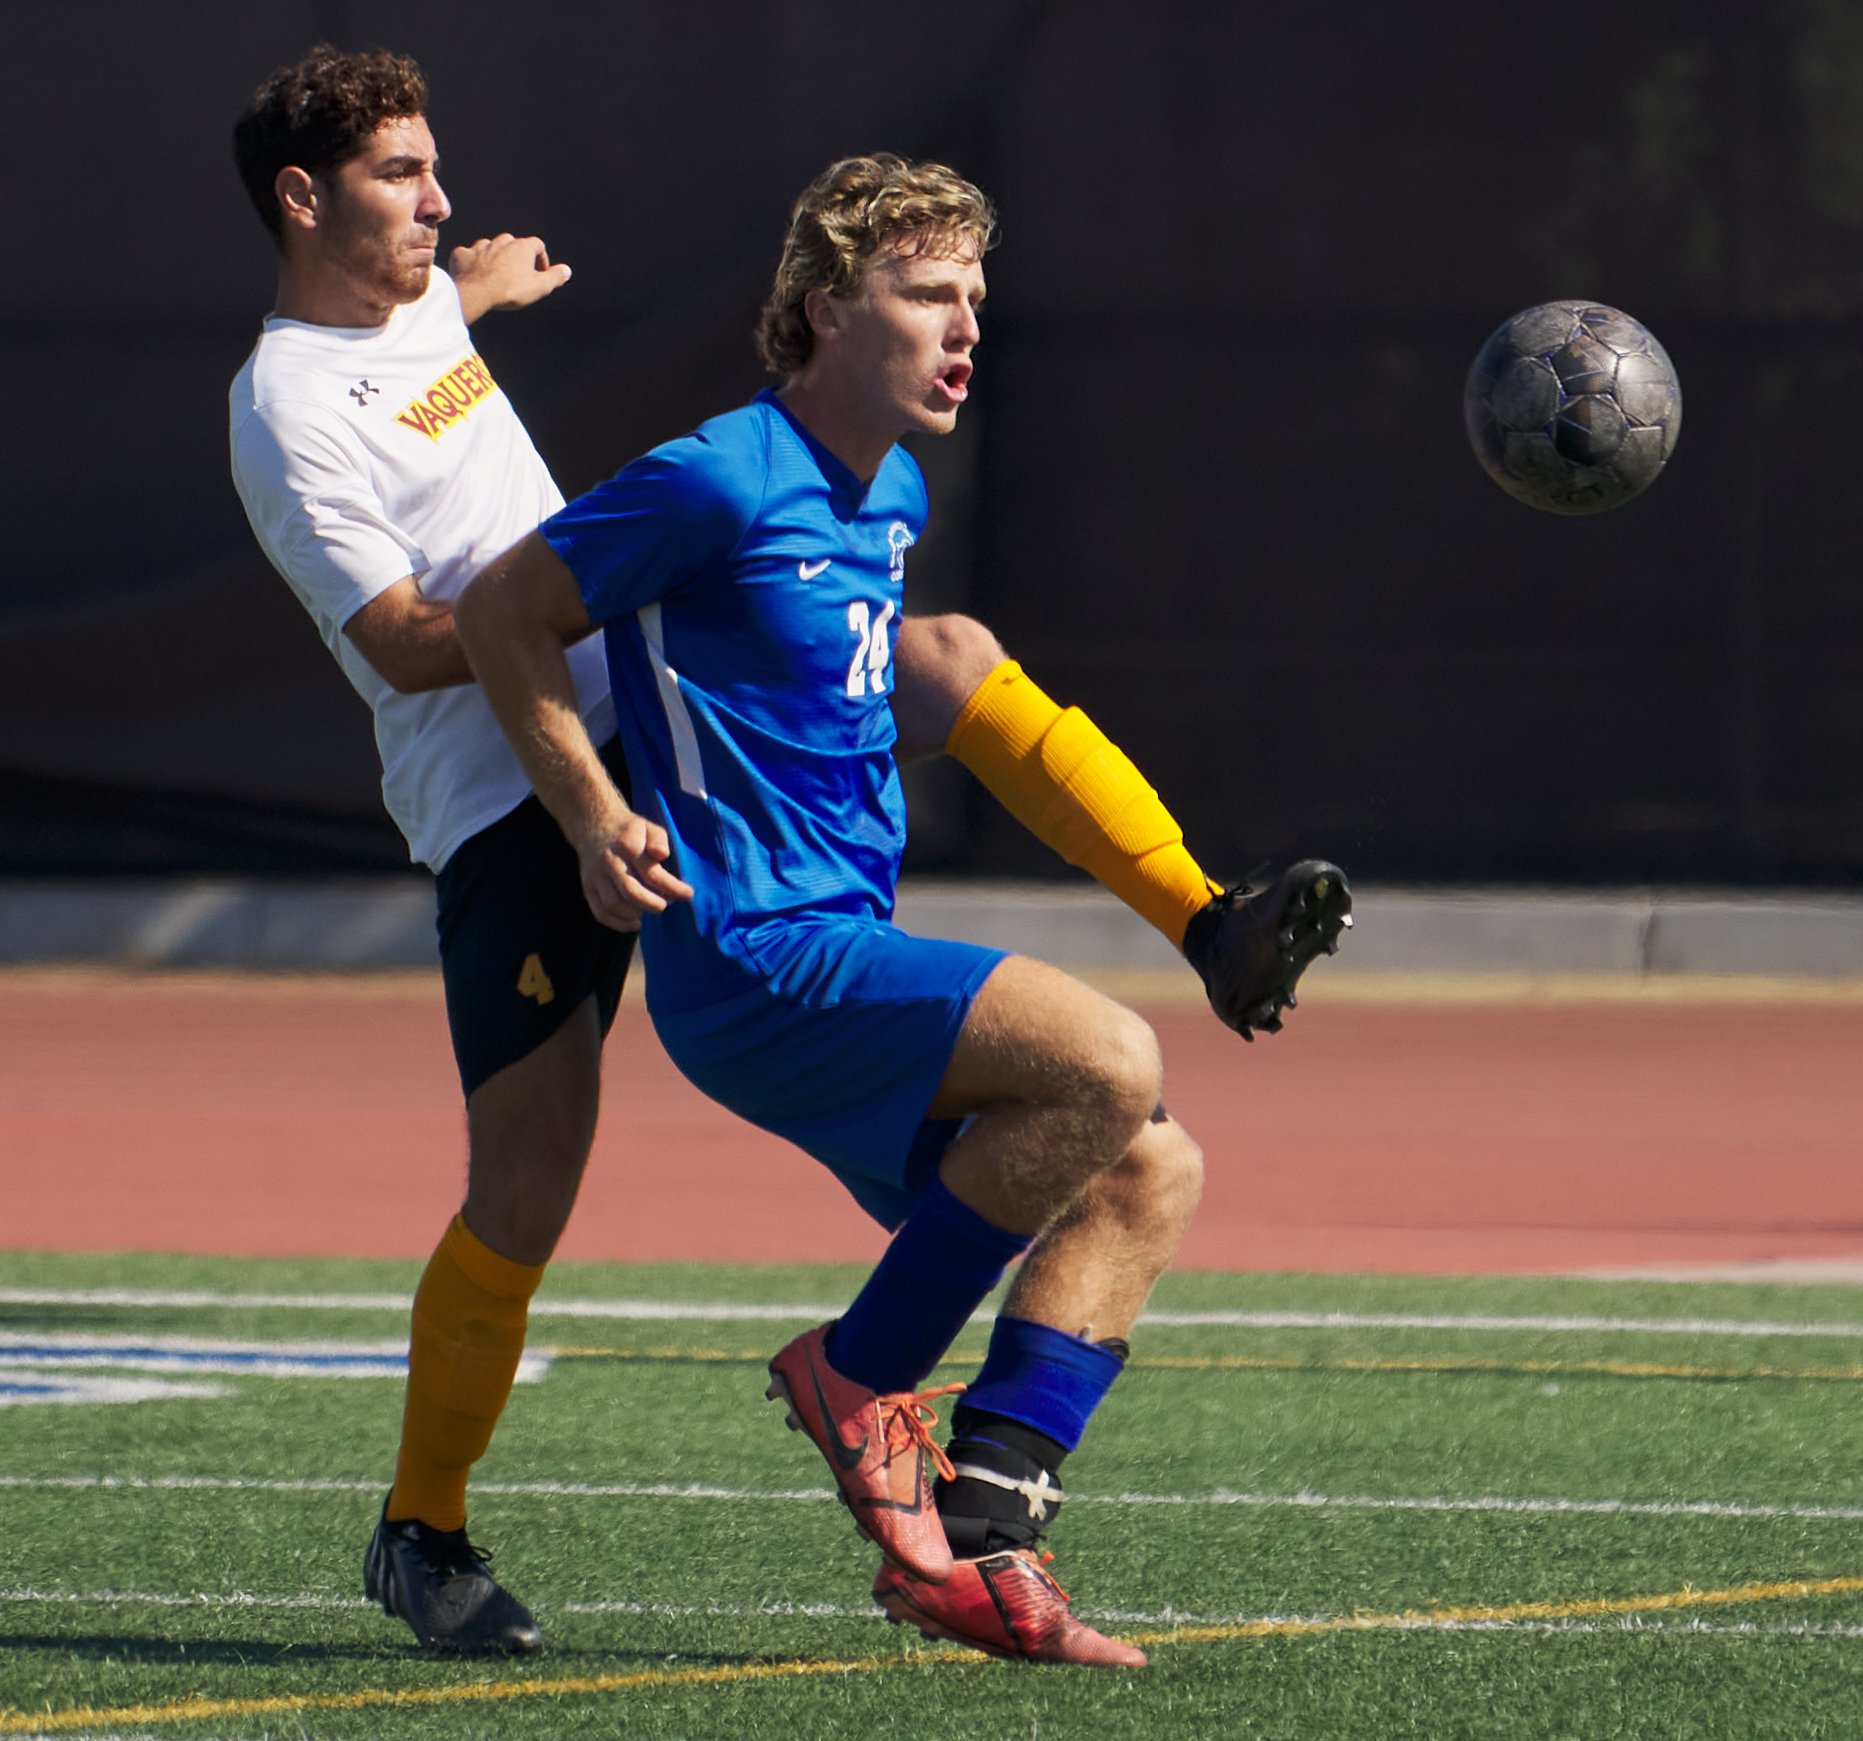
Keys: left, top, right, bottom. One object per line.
{"left": 434, "top": 737, "right": 636, "bottom": 1098}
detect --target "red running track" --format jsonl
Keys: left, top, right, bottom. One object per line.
{"left": 3, "top": 971, "right": 1860, "bottom": 1275}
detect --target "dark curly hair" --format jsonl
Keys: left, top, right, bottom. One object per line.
{"left": 233, "top": 44, "right": 429, "bottom": 245}
{"left": 756, "top": 154, "right": 998, "bottom": 378}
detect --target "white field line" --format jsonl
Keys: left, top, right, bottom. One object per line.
{"left": 4, "top": 1288, "right": 1862, "bottom": 1340}
{"left": 0, "top": 1588, "right": 370, "bottom": 1611}
{"left": 0, "top": 1331, "right": 409, "bottom": 1357}
{"left": 0, "top": 1375, "right": 230, "bottom": 1407}
{"left": 2, "top": 1585, "right": 1860, "bottom": 1641}
{"left": 0, "top": 1289, "right": 422, "bottom": 1313}
{"left": 5, "top": 1471, "right": 1862, "bottom": 1524}
{"left": 4, "top": 1734, "right": 182, "bottom": 1741}
{"left": 0, "top": 1331, "right": 548, "bottom": 1384}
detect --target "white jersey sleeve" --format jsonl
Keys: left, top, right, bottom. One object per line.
{"left": 231, "top": 396, "right": 426, "bottom": 653}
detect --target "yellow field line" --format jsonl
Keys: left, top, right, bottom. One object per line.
{"left": 1134, "top": 1353, "right": 1863, "bottom": 1384}
{"left": 7, "top": 1574, "right": 1860, "bottom": 1734}
{"left": 550, "top": 1346, "right": 1863, "bottom": 1385}
{"left": 0, "top": 1652, "right": 935, "bottom": 1735}
{"left": 1124, "top": 1573, "right": 1863, "bottom": 1648}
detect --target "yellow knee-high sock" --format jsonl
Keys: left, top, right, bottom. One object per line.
{"left": 387, "top": 1214, "right": 544, "bottom": 1533}
{"left": 945, "top": 660, "right": 1222, "bottom": 949}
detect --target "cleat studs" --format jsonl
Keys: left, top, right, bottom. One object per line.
{"left": 786, "top": 1411, "right": 803, "bottom": 1431}
{"left": 1285, "top": 990, "right": 1298, "bottom": 1009}
{"left": 764, "top": 1380, "right": 785, "bottom": 1402}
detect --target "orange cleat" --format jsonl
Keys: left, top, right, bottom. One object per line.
{"left": 875, "top": 1547, "right": 1147, "bottom": 1667}
{"left": 767, "top": 1323, "right": 963, "bottom": 1583}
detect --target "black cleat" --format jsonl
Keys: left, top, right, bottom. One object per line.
{"left": 363, "top": 1500, "right": 544, "bottom": 1655}
{"left": 1182, "top": 860, "right": 1352, "bottom": 1040}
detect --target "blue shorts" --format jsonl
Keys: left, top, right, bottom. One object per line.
{"left": 647, "top": 914, "right": 1006, "bottom": 1230}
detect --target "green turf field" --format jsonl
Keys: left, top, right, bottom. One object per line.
{"left": 5, "top": 1249, "right": 1863, "bottom": 1738}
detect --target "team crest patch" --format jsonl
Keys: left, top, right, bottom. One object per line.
{"left": 887, "top": 521, "right": 915, "bottom": 584}
{"left": 395, "top": 352, "right": 502, "bottom": 440}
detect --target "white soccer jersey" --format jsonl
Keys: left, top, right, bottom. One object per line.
{"left": 229, "top": 271, "right": 614, "bottom": 870}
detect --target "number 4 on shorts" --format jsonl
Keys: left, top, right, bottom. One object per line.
{"left": 517, "top": 953, "right": 556, "bottom": 1005}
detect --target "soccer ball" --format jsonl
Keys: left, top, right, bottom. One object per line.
{"left": 1463, "top": 301, "right": 1682, "bottom": 514}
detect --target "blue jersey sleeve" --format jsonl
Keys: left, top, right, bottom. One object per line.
{"left": 541, "top": 423, "right": 768, "bottom": 623}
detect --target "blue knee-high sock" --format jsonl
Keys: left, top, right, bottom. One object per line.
{"left": 957, "top": 1313, "right": 1125, "bottom": 1451}
{"left": 824, "top": 1178, "right": 1029, "bottom": 1394}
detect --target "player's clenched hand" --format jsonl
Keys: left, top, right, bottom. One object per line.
{"left": 576, "top": 811, "right": 693, "bottom": 934}
{"left": 448, "top": 233, "right": 572, "bottom": 319}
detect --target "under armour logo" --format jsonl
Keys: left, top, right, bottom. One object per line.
{"left": 349, "top": 379, "right": 381, "bottom": 406}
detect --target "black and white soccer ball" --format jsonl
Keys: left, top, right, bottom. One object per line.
{"left": 1463, "top": 301, "right": 1682, "bottom": 515}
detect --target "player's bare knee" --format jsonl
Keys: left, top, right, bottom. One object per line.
{"left": 1088, "top": 1004, "right": 1165, "bottom": 1140}
{"left": 470, "top": 1090, "right": 595, "bottom": 1190}
{"left": 1099, "top": 1115, "right": 1203, "bottom": 1236}
{"left": 464, "top": 1073, "right": 598, "bottom": 1250}
{"left": 1142, "top": 1117, "right": 1204, "bottom": 1232}
{"left": 464, "top": 1123, "right": 589, "bottom": 1261}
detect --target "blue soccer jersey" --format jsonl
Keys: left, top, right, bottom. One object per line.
{"left": 542, "top": 389, "right": 927, "bottom": 1004}
{"left": 542, "top": 390, "right": 1005, "bottom": 1225}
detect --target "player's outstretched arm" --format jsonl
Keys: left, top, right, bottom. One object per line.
{"left": 891, "top": 612, "right": 1350, "bottom": 1038}
{"left": 449, "top": 234, "right": 572, "bottom": 325}
{"left": 893, "top": 613, "right": 1220, "bottom": 946}
{"left": 455, "top": 533, "right": 692, "bottom": 932}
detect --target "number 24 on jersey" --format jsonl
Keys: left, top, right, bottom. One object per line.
{"left": 845, "top": 599, "right": 894, "bottom": 697}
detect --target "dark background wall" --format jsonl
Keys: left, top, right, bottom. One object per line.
{"left": 3, "top": 1, "right": 1860, "bottom": 885}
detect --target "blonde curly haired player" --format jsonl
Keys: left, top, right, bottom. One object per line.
{"left": 454, "top": 149, "right": 1350, "bottom": 1664}
{"left": 759, "top": 153, "right": 1244, "bottom": 956}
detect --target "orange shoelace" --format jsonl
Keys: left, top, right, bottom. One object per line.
{"left": 879, "top": 1381, "right": 966, "bottom": 1483}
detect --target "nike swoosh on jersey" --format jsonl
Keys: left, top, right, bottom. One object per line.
{"left": 797, "top": 558, "right": 833, "bottom": 581}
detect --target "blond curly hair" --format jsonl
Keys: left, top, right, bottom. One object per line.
{"left": 756, "top": 154, "right": 998, "bottom": 378}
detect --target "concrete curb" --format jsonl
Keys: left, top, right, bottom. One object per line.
{"left": 1, "top": 879, "right": 1860, "bottom": 977}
